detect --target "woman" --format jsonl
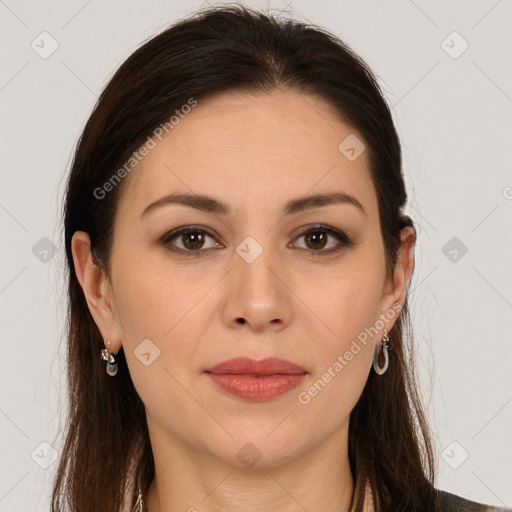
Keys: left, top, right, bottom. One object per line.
{"left": 52, "top": 4, "right": 509, "bottom": 511}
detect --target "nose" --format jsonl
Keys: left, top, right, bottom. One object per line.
{"left": 221, "top": 241, "right": 293, "bottom": 333}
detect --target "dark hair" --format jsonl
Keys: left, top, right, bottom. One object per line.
{"left": 54, "top": 4, "right": 437, "bottom": 511}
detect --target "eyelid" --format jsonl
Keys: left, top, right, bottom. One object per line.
{"left": 161, "top": 224, "right": 220, "bottom": 241}
{"left": 293, "top": 223, "right": 349, "bottom": 241}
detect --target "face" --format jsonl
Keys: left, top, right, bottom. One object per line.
{"left": 74, "top": 89, "right": 412, "bottom": 469}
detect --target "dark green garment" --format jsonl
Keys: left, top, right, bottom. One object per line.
{"left": 435, "top": 489, "right": 511, "bottom": 512}
{"left": 349, "top": 474, "right": 511, "bottom": 511}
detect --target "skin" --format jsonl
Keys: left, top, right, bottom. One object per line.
{"left": 72, "top": 89, "right": 415, "bottom": 512}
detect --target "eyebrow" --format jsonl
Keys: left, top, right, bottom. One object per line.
{"left": 140, "top": 191, "right": 365, "bottom": 218}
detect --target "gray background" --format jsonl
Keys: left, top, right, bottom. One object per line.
{"left": 0, "top": 0, "right": 511, "bottom": 510}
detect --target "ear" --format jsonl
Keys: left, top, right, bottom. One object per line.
{"left": 379, "top": 225, "right": 416, "bottom": 331}
{"left": 71, "top": 231, "right": 123, "bottom": 354}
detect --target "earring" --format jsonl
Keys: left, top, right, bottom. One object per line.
{"left": 373, "top": 329, "right": 392, "bottom": 375}
{"left": 100, "top": 340, "right": 118, "bottom": 377}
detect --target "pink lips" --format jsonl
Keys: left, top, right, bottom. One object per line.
{"left": 205, "top": 357, "right": 308, "bottom": 401}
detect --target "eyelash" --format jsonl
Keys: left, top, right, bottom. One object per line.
{"left": 159, "top": 224, "right": 353, "bottom": 258}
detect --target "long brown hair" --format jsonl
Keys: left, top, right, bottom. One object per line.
{"left": 54, "top": 4, "right": 437, "bottom": 511}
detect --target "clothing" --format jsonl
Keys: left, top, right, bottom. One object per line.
{"left": 135, "top": 473, "right": 511, "bottom": 511}
{"left": 349, "top": 473, "right": 511, "bottom": 512}
{"left": 433, "top": 490, "right": 511, "bottom": 512}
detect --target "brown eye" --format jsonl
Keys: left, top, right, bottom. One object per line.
{"left": 293, "top": 225, "right": 352, "bottom": 255}
{"left": 161, "top": 226, "right": 221, "bottom": 255}
{"left": 180, "top": 231, "right": 206, "bottom": 250}
{"left": 303, "top": 231, "right": 328, "bottom": 250}
{"left": 160, "top": 224, "right": 352, "bottom": 257}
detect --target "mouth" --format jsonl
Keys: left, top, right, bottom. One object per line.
{"left": 206, "top": 372, "right": 307, "bottom": 401}
{"left": 204, "top": 357, "right": 308, "bottom": 401}
{"left": 205, "top": 356, "right": 307, "bottom": 376}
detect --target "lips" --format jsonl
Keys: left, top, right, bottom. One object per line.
{"left": 205, "top": 357, "right": 308, "bottom": 401}
{"left": 205, "top": 357, "right": 307, "bottom": 376}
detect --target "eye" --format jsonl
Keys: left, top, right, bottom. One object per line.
{"left": 160, "top": 225, "right": 222, "bottom": 256}
{"left": 291, "top": 224, "right": 352, "bottom": 255}
{"left": 159, "top": 224, "right": 352, "bottom": 257}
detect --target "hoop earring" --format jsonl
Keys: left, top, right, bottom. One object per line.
{"left": 373, "top": 329, "right": 391, "bottom": 375}
{"left": 100, "top": 340, "right": 118, "bottom": 377}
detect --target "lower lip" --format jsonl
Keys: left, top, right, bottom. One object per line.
{"left": 206, "top": 373, "right": 307, "bottom": 401}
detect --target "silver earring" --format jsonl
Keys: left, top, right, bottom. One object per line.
{"left": 373, "top": 329, "right": 391, "bottom": 375}
{"left": 100, "top": 340, "right": 118, "bottom": 377}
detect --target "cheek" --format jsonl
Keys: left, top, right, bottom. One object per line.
{"left": 293, "top": 254, "right": 383, "bottom": 411}
{"left": 304, "top": 256, "right": 384, "bottom": 357}
{"left": 294, "top": 283, "right": 378, "bottom": 436}
{"left": 310, "top": 287, "right": 379, "bottom": 388}
{"left": 112, "top": 253, "right": 206, "bottom": 338}
{"left": 111, "top": 256, "right": 219, "bottom": 388}
{"left": 111, "top": 262, "right": 210, "bottom": 421}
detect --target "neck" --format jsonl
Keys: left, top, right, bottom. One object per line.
{"left": 144, "top": 417, "right": 356, "bottom": 512}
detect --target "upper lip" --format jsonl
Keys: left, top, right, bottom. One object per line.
{"left": 205, "top": 357, "right": 307, "bottom": 375}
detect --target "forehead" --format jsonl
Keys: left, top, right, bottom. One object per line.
{"left": 116, "top": 89, "right": 377, "bottom": 220}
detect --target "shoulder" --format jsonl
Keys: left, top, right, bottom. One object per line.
{"left": 435, "top": 488, "right": 512, "bottom": 512}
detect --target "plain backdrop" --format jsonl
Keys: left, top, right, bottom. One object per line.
{"left": 1, "top": 0, "right": 511, "bottom": 510}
